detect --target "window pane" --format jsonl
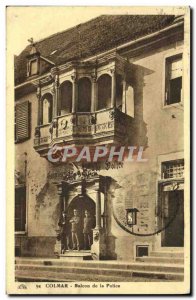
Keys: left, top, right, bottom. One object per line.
{"left": 168, "top": 77, "right": 182, "bottom": 104}
{"left": 162, "top": 160, "right": 184, "bottom": 179}
{"left": 30, "top": 60, "right": 38, "bottom": 75}
{"left": 165, "top": 54, "right": 183, "bottom": 105}
{"left": 78, "top": 78, "right": 91, "bottom": 112}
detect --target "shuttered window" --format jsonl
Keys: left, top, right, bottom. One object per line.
{"left": 15, "top": 101, "right": 31, "bottom": 143}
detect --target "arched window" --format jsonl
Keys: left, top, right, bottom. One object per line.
{"left": 42, "top": 94, "right": 53, "bottom": 124}
{"left": 78, "top": 77, "right": 92, "bottom": 112}
{"left": 60, "top": 81, "right": 72, "bottom": 115}
{"left": 97, "top": 74, "right": 111, "bottom": 110}
{"left": 116, "top": 74, "right": 123, "bottom": 111}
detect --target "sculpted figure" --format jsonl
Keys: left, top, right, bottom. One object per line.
{"left": 83, "top": 210, "right": 93, "bottom": 250}
{"left": 70, "top": 209, "right": 80, "bottom": 250}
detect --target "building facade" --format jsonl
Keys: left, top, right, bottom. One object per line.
{"left": 15, "top": 15, "right": 185, "bottom": 261}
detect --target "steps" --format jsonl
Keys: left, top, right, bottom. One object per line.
{"left": 59, "top": 250, "right": 92, "bottom": 261}
{"left": 136, "top": 250, "right": 184, "bottom": 264}
{"left": 15, "top": 253, "right": 184, "bottom": 282}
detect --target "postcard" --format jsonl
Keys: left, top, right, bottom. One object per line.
{"left": 6, "top": 6, "right": 190, "bottom": 294}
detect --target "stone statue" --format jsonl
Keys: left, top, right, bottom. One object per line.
{"left": 83, "top": 210, "right": 93, "bottom": 250}
{"left": 58, "top": 211, "right": 70, "bottom": 253}
{"left": 69, "top": 209, "right": 80, "bottom": 250}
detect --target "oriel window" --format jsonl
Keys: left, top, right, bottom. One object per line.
{"left": 165, "top": 54, "right": 183, "bottom": 105}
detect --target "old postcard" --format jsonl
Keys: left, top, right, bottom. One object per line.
{"left": 6, "top": 6, "right": 190, "bottom": 294}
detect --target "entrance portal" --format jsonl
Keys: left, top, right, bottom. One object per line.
{"left": 66, "top": 195, "right": 96, "bottom": 250}
{"left": 161, "top": 190, "right": 184, "bottom": 247}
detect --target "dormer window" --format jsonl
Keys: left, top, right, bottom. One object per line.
{"left": 26, "top": 41, "right": 40, "bottom": 77}
{"left": 27, "top": 57, "right": 39, "bottom": 77}
{"left": 29, "top": 59, "right": 38, "bottom": 76}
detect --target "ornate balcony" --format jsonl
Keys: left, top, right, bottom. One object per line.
{"left": 34, "top": 107, "right": 134, "bottom": 157}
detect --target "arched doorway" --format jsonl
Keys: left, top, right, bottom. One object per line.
{"left": 67, "top": 195, "right": 96, "bottom": 250}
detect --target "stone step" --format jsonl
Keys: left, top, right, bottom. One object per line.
{"left": 15, "top": 259, "right": 184, "bottom": 273}
{"left": 150, "top": 251, "right": 184, "bottom": 258}
{"left": 16, "top": 262, "right": 184, "bottom": 277}
{"left": 15, "top": 267, "right": 183, "bottom": 282}
{"left": 59, "top": 251, "right": 92, "bottom": 261}
{"left": 136, "top": 256, "right": 184, "bottom": 264}
{"left": 15, "top": 270, "right": 167, "bottom": 282}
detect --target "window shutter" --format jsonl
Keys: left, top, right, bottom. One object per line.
{"left": 15, "top": 101, "right": 31, "bottom": 143}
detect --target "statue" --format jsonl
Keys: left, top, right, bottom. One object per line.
{"left": 83, "top": 210, "right": 93, "bottom": 250}
{"left": 70, "top": 209, "right": 80, "bottom": 250}
{"left": 58, "top": 211, "right": 70, "bottom": 253}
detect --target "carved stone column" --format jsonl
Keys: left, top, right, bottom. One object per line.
{"left": 111, "top": 69, "right": 116, "bottom": 108}
{"left": 122, "top": 77, "right": 127, "bottom": 114}
{"left": 50, "top": 75, "right": 59, "bottom": 138}
{"left": 91, "top": 76, "right": 97, "bottom": 112}
{"left": 54, "top": 74, "right": 60, "bottom": 117}
{"left": 35, "top": 85, "right": 42, "bottom": 137}
{"left": 71, "top": 73, "right": 78, "bottom": 113}
{"left": 91, "top": 186, "right": 106, "bottom": 260}
{"left": 54, "top": 183, "right": 64, "bottom": 256}
{"left": 95, "top": 189, "right": 101, "bottom": 229}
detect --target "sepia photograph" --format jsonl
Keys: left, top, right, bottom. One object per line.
{"left": 6, "top": 6, "right": 190, "bottom": 295}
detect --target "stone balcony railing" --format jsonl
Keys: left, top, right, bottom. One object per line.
{"left": 34, "top": 107, "right": 133, "bottom": 156}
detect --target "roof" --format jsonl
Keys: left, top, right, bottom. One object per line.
{"left": 15, "top": 15, "right": 177, "bottom": 85}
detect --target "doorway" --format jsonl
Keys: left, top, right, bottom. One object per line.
{"left": 67, "top": 195, "right": 96, "bottom": 250}
{"left": 161, "top": 190, "right": 184, "bottom": 247}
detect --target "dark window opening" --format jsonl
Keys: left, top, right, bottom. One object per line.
{"left": 116, "top": 74, "right": 123, "bottom": 111}
{"left": 15, "top": 246, "right": 21, "bottom": 257}
{"left": 168, "top": 77, "right": 182, "bottom": 104}
{"left": 60, "top": 81, "right": 72, "bottom": 115}
{"left": 15, "top": 186, "right": 26, "bottom": 232}
{"left": 97, "top": 74, "right": 111, "bottom": 110}
{"left": 136, "top": 245, "right": 149, "bottom": 257}
{"left": 78, "top": 78, "right": 91, "bottom": 112}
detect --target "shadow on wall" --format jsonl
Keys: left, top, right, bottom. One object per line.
{"left": 124, "top": 62, "right": 154, "bottom": 148}
{"left": 103, "top": 177, "right": 121, "bottom": 260}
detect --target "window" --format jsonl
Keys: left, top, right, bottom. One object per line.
{"left": 78, "top": 78, "right": 91, "bottom": 112}
{"left": 15, "top": 101, "right": 31, "bottom": 143}
{"left": 15, "top": 186, "right": 26, "bottom": 232}
{"left": 162, "top": 159, "right": 184, "bottom": 179}
{"left": 60, "top": 81, "right": 72, "bottom": 115}
{"left": 29, "top": 59, "right": 38, "bottom": 76}
{"left": 42, "top": 94, "right": 53, "bottom": 124}
{"left": 136, "top": 245, "right": 149, "bottom": 257}
{"left": 97, "top": 74, "right": 111, "bottom": 110}
{"left": 165, "top": 54, "right": 183, "bottom": 105}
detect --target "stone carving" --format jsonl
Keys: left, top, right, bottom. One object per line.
{"left": 83, "top": 210, "right": 93, "bottom": 250}
{"left": 94, "top": 232, "right": 99, "bottom": 242}
{"left": 70, "top": 209, "right": 80, "bottom": 250}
